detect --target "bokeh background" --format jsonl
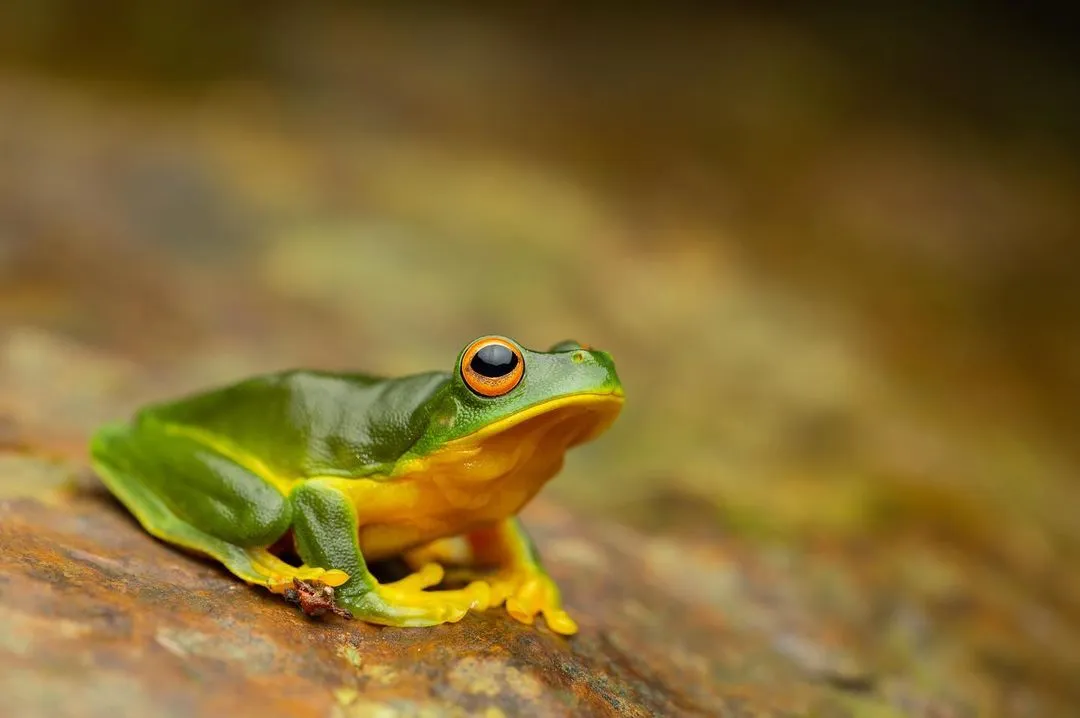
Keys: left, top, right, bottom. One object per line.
{"left": 2, "top": 3, "right": 1079, "bottom": 714}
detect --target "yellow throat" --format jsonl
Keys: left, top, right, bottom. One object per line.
{"left": 402, "top": 391, "right": 624, "bottom": 508}
{"left": 350, "top": 391, "right": 623, "bottom": 560}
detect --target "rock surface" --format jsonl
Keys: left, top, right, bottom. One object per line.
{"left": 0, "top": 456, "right": 892, "bottom": 718}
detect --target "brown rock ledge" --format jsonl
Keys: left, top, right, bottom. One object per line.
{"left": 0, "top": 451, "right": 965, "bottom": 718}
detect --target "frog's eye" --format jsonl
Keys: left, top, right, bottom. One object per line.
{"left": 461, "top": 337, "right": 524, "bottom": 397}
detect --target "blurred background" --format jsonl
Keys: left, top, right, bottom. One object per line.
{"left": 1, "top": 2, "right": 1079, "bottom": 713}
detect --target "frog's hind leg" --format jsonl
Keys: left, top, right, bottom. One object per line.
{"left": 404, "top": 519, "right": 579, "bottom": 635}
{"left": 89, "top": 421, "right": 347, "bottom": 593}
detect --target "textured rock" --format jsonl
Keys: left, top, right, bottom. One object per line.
{"left": 0, "top": 458, "right": 844, "bottom": 718}
{"left": 5, "top": 440, "right": 1012, "bottom": 717}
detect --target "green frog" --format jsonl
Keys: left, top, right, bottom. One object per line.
{"left": 89, "top": 335, "right": 624, "bottom": 635}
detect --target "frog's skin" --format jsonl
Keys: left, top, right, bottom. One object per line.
{"left": 89, "top": 335, "right": 623, "bottom": 635}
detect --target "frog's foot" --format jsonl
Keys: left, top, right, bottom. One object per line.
{"left": 241, "top": 548, "right": 350, "bottom": 594}
{"left": 339, "top": 563, "right": 492, "bottom": 628}
{"left": 486, "top": 567, "right": 578, "bottom": 636}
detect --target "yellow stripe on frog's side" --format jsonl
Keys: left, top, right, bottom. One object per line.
{"left": 159, "top": 422, "right": 299, "bottom": 495}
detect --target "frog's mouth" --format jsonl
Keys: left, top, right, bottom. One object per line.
{"left": 433, "top": 389, "right": 624, "bottom": 487}
{"left": 395, "top": 389, "right": 624, "bottom": 486}
{"left": 458, "top": 389, "right": 625, "bottom": 449}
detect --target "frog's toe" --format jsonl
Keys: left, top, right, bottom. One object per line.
{"left": 266, "top": 567, "right": 350, "bottom": 594}
{"left": 490, "top": 571, "right": 578, "bottom": 636}
{"left": 352, "top": 580, "right": 491, "bottom": 628}
{"left": 539, "top": 607, "right": 579, "bottom": 636}
{"left": 383, "top": 562, "right": 444, "bottom": 592}
{"left": 505, "top": 591, "right": 578, "bottom": 635}
{"left": 240, "top": 548, "right": 351, "bottom": 594}
{"left": 318, "top": 569, "right": 350, "bottom": 587}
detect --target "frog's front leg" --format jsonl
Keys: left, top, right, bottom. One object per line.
{"left": 289, "top": 480, "right": 490, "bottom": 627}
{"left": 407, "top": 519, "right": 578, "bottom": 635}
{"left": 90, "top": 421, "right": 350, "bottom": 594}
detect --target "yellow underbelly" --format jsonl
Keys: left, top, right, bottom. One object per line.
{"left": 349, "top": 453, "right": 563, "bottom": 560}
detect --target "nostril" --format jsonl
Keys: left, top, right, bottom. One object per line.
{"left": 571, "top": 351, "right": 586, "bottom": 363}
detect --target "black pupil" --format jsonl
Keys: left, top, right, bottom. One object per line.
{"left": 471, "top": 344, "right": 518, "bottom": 378}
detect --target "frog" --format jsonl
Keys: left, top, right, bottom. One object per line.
{"left": 89, "top": 335, "right": 624, "bottom": 635}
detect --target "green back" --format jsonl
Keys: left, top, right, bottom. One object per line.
{"left": 139, "top": 370, "right": 450, "bottom": 479}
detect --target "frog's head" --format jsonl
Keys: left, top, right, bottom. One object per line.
{"left": 405, "top": 335, "right": 625, "bottom": 474}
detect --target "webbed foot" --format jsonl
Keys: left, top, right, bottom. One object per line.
{"left": 339, "top": 563, "right": 491, "bottom": 628}
{"left": 486, "top": 567, "right": 578, "bottom": 635}
{"left": 406, "top": 520, "right": 580, "bottom": 635}
{"left": 242, "top": 548, "right": 350, "bottom": 594}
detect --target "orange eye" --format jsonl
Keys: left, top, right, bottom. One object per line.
{"left": 461, "top": 337, "right": 524, "bottom": 397}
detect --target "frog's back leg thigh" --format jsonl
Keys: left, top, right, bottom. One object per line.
{"left": 89, "top": 421, "right": 313, "bottom": 589}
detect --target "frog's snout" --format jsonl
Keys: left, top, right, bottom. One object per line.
{"left": 571, "top": 347, "right": 624, "bottom": 399}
